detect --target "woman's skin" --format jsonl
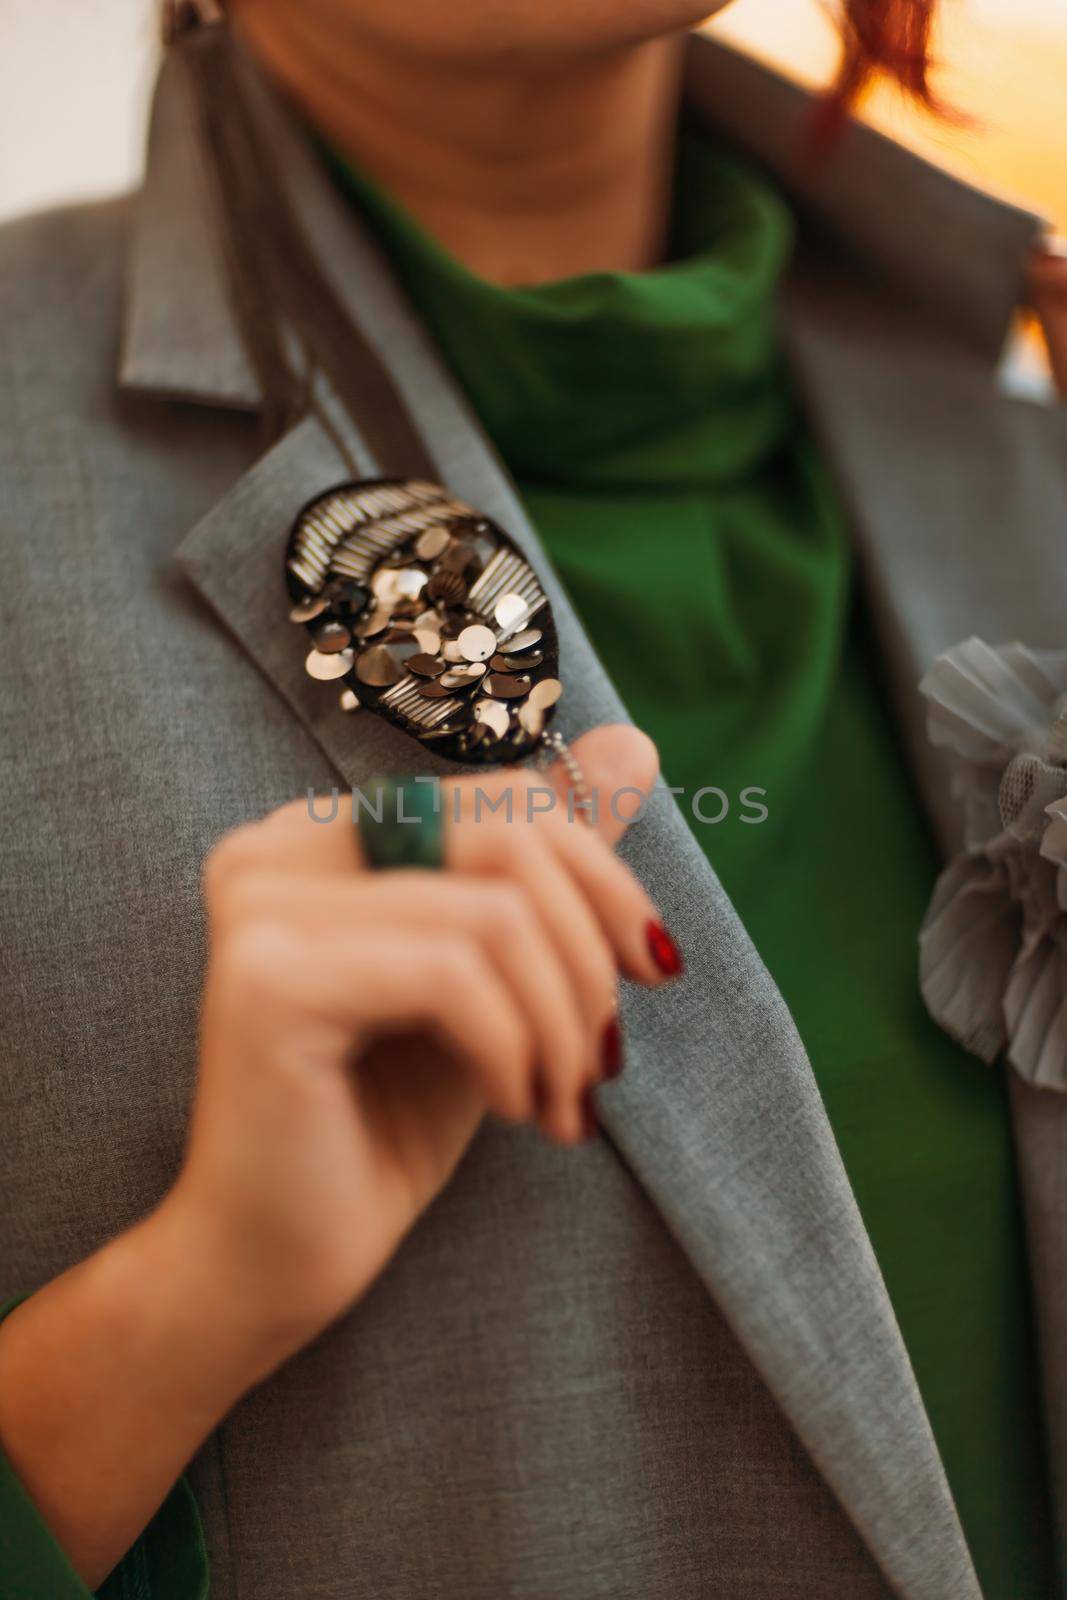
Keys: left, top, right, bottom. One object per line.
{"left": 2, "top": 0, "right": 1066, "bottom": 1588}
{"left": 229, "top": 0, "right": 733, "bottom": 283}
{"left": 230, "top": 0, "right": 1067, "bottom": 329}
{"left": 0, "top": 725, "right": 666, "bottom": 1586}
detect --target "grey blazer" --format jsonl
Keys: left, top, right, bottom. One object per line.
{"left": 2, "top": 28, "right": 1064, "bottom": 1600}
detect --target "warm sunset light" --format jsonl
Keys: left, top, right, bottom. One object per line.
{"left": 1, "top": 2, "right": 1062, "bottom": 230}
{"left": 717, "top": 0, "right": 1066, "bottom": 227}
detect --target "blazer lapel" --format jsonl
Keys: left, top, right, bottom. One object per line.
{"left": 132, "top": 36, "right": 982, "bottom": 1600}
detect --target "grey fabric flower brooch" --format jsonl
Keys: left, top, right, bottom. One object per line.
{"left": 920, "top": 638, "right": 1067, "bottom": 1091}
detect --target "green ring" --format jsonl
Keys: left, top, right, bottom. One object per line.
{"left": 358, "top": 774, "right": 445, "bottom": 871}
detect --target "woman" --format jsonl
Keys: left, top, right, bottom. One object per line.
{"left": 1, "top": 2, "right": 1065, "bottom": 1596}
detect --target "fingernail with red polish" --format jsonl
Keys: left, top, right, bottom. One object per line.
{"left": 646, "top": 919, "right": 684, "bottom": 978}
{"left": 580, "top": 1086, "right": 600, "bottom": 1142}
{"left": 600, "top": 1015, "right": 624, "bottom": 1080}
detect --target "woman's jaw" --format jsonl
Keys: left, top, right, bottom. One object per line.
{"left": 227, "top": 0, "right": 734, "bottom": 67}
{"left": 228, "top": 0, "right": 728, "bottom": 283}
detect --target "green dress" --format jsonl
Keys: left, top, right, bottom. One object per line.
{"left": 0, "top": 129, "right": 1055, "bottom": 1598}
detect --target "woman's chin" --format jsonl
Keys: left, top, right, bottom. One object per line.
{"left": 328, "top": 0, "right": 737, "bottom": 66}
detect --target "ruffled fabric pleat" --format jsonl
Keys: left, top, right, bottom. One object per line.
{"left": 919, "top": 638, "right": 1067, "bottom": 1091}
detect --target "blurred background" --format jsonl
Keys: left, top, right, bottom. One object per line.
{"left": 722, "top": 0, "right": 1066, "bottom": 227}
{"left": 0, "top": 0, "right": 1064, "bottom": 227}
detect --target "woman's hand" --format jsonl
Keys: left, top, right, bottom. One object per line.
{"left": 170, "top": 722, "right": 671, "bottom": 1363}
{"left": 0, "top": 724, "right": 675, "bottom": 1589}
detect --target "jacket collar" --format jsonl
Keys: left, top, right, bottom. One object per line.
{"left": 125, "top": 30, "right": 1033, "bottom": 1600}
{"left": 120, "top": 38, "right": 260, "bottom": 410}
{"left": 120, "top": 31, "right": 1043, "bottom": 411}
{"left": 683, "top": 37, "right": 1044, "bottom": 363}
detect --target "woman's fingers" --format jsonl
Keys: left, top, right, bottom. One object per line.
{"left": 225, "top": 722, "right": 659, "bottom": 875}
{"left": 468, "top": 827, "right": 619, "bottom": 1142}
{"left": 549, "top": 819, "right": 679, "bottom": 986}
{"left": 226, "top": 923, "right": 536, "bottom": 1125}
{"left": 222, "top": 872, "right": 592, "bottom": 1136}
{"left": 542, "top": 722, "right": 661, "bottom": 848}
{"left": 461, "top": 877, "right": 595, "bottom": 1137}
{"left": 442, "top": 714, "right": 669, "bottom": 960}
{"left": 473, "top": 721, "right": 681, "bottom": 987}
{"left": 505, "top": 719, "right": 684, "bottom": 984}
{"left": 206, "top": 720, "right": 680, "bottom": 1144}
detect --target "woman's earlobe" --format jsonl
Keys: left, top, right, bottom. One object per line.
{"left": 162, "top": 0, "right": 222, "bottom": 45}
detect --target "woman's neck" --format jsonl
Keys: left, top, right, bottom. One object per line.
{"left": 230, "top": 6, "right": 686, "bottom": 285}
